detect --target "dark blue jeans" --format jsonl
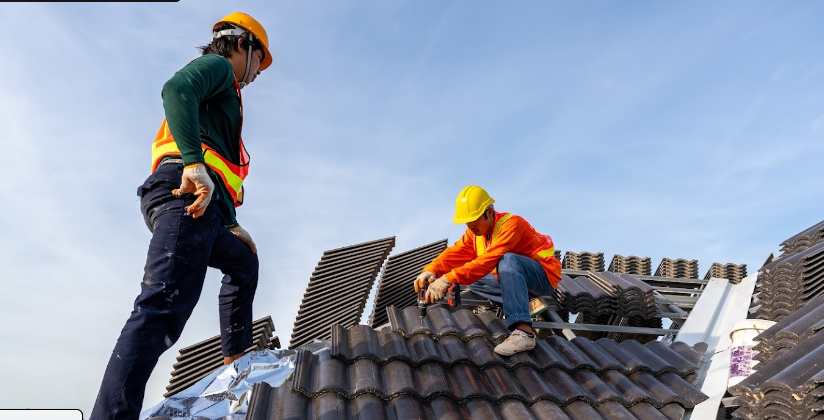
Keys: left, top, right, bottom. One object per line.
{"left": 468, "top": 253, "right": 556, "bottom": 330}
{"left": 90, "top": 163, "right": 259, "bottom": 420}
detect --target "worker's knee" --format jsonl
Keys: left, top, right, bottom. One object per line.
{"left": 496, "top": 253, "right": 520, "bottom": 274}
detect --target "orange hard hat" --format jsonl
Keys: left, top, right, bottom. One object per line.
{"left": 213, "top": 12, "right": 273, "bottom": 71}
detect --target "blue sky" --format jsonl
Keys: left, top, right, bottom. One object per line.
{"left": 1, "top": 0, "right": 823, "bottom": 416}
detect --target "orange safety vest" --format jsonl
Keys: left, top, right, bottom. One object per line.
{"left": 475, "top": 213, "right": 557, "bottom": 276}
{"left": 149, "top": 80, "right": 249, "bottom": 208}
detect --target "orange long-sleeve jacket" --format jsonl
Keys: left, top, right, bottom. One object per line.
{"left": 423, "top": 211, "right": 562, "bottom": 288}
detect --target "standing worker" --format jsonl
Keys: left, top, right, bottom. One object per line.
{"left": 91, "top": 12, "right": 273, "bottom": 420}
{"left": 414, "top": 185, "right": 562, "bottom": 356}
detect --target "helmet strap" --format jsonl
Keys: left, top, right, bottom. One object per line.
{"left": 239, "top": 33, "right": 256, "bottom": 88}
{"left": 214, "top": 25, "right": 255, "bottom": 88}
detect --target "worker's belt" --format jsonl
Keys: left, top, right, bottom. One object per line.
{"left": 159, "top": 158, "right": 184, "bottom": 166}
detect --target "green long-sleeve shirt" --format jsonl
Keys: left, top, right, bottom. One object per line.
{"left": 161, "top": 54, "right": 244, "bottom": 226}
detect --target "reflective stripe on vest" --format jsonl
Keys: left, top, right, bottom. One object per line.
{"left": 475, "top": 213, "right": 555, "bottom": 274}
{"left": 150, "top": 117, "right": 249, "bottom": 207}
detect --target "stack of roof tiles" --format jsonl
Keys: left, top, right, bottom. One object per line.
{"left": 750, "top": 240, "right": 824, "bottom": 322}
{"left": 751, "top": 293, "right": 824, "bottom": 368}
{"left": 731, "top": 321, "right": 824, "bottom": 419}
{"left": 164, "top": 316, "right": 278, "bottom": 398}
{"left": 246, "top": 305, "right": 709, "bottom": 420}
{"left": 556, "top": 271, "right": 660, "bottom": 319}
{"left": 367, "top": 239, "right": 448, "bottom": 328}
{"left": 289, "top": 237, "right": 395, "bottom": 349}
{"left": 654, "top": 258, "right": 699, "bottom": 279}
{"left": 778, "top": 219, "right": 824, "bottom": 258}
{"left": 562, "top": 251, "right": 605, "bottom": 272}
{"left": 703, "top": 262, "right": 748, "bottom": 284}
{"left": 608, "top": 254, "right": 652, "bottom": 276}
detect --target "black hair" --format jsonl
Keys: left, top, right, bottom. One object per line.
{"left": 198, "top": 23, "right": 265, "bottom": 60}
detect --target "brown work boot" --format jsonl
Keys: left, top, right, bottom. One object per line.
{"left": 494, "top": 329, "right": 536, "bottom": 356}
{"left": 223, "top": 351, "right": 246, "bottom": 365}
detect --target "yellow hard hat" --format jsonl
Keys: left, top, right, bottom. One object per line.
{"left": 213, "top": 12, "right": 273, "bottom": 71}
{"left": 453, "top": 185, "right": 495, "bottom": 224}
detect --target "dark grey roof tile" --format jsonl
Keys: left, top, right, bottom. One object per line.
{"left": 657, "top": 403, "right": 687, "bottom": 420}
{"left": 563, "top": 400, "right": 609, "bottom": 419}
{"left": 594, "top": 337, "right": 647, "bottom": 373}
{"left": 669, "top": 340, "right": 706, "bottom": 367}
{"left": 618, "top": 340, "right": 675, "bottom": 374}
{"left": 628, "top": 370, "right": 701, "bottom": 407}
{"left": 572, "top": 368, "right": 624, "bottom": 404}
{"left": 601, "top": 369, "right": 655, "bottom": 405}
{"left": 569, "top": 336, "right": 625, "bottom": 372}
{"left": 597, "top": 401, "right": 656, "bottom": 420}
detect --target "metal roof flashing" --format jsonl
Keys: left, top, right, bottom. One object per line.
{"left": 675, "top": 273, "right": 758, "bottom": 420}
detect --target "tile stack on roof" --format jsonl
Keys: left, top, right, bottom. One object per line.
{"left": 703, "top": 262, "right": 748, "bottom": 284}
{"left": 750, "top": 240, "right": 824, "bottom": 322}
{"left": 608, "top": 254, "right": 652, "bottom": 276}
{"left": 778, "top": 219, "right": 824, "bottom": 258}
{"left": 730, "top": 327, "right": 824, "bottom": 420}
{"left": 289, "top": 237, "right": 395, "bottom": 349}
{"left": 163, "top": 316, "right": 278, "bottom": 398}
{"left": 246, "top": 305, "right": 709, "bottom": 420}
{"left": 367, "top": 239, "right": 448, "bottom": 328}
{"left": 562, "top": 251, "right": 605, "bottom": 272}
{"left": 654, "top": 258, "right": 699, "bottom": 279}
{"left": 556, "top": 271, "right": 660, "bottom": 320}
{"left": 751, "top": 293, "right": 824, "bottom": 368}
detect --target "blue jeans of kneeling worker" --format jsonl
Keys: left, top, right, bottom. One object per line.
{"left": 468, "top": 253, "right": 556, "bottom": 331}
{"left": 90, "top": 163, "right": 259, "bottom": 420}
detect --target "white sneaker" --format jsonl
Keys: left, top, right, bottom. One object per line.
{"left": 494, "top": 329, "right": 536, "bottom": 356}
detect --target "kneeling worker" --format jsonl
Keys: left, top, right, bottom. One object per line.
{"left": 414, "top": 185, "right": 562, "bottom": 356}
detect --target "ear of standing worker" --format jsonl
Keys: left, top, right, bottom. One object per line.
{"left": 91, "top": 12, "right": 271, "bottom": 420}
{"left": 414, "top": 185, "right": 562, "bottom": 356}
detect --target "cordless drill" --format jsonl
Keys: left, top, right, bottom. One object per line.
{"left": 417, "top": 282, "right": 428, "bottom": 325}
{"left": 418, "top": 281, "right": 462, "bottom": 325}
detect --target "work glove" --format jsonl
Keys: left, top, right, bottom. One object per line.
{"left": 172, "top": 163, "right": 215, "bottom": 218}
{"left": 425, "top": 275, "right": 450, "bottom": 303}
{"left": 414, "top": 271, "right": 436, "bottom": 293}
{"left": 229, "top": 224, "right": 257, "bottom": 254}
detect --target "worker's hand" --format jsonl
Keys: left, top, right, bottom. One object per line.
{"left": 229, "top": 224, "right": 257, "bottom": 254}
{"left": 414, "top": 271, "right": 436, "bottom": 293}
{"left": 425, "top": 275, "right": 449, "bottom": 303}
{"left": 172, "top": 163, "right": 215, "bottom": 218}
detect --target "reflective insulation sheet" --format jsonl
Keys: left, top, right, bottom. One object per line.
{"left": 140, "top": 341, "right": 330, "bottom": 420}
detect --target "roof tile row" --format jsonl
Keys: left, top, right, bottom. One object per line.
{"left": 608, "top": 255, "right": 653, "bottom": 276}
{"left": 331, "top": 322, "right": 701, "bottom": 375}
{"left": 750, "top": 240, "right": 824, "bottom": 322}
{"left": 246, "top": 308, "right": 708, "bottom": 420}
{"left": 778, "top": 218, "right": 824, "bottom": 258}
{"left": 731, "top": 328, "right": 824, "bottom": 419}
{"left": 247, "top": 380, "right": 692, "bottom": 420}
{"left": 753, "top": 293, "right": 824, "bottom": 367}
{"left": 556, "top": 272, "right": 659, "bottom": 319}
{"left": 289, "top": 237, "right": 395, "bottom": 349}
{"left": 703, "top": 262, "right": 748, "bottom": 284}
